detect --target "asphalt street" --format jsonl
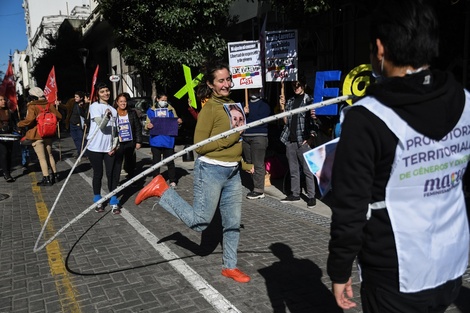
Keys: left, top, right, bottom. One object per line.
{"left": 0, "top": 133, "right": 469, "bottom": 313}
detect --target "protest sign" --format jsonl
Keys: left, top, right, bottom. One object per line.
{"left": 228, "top": 41, "right": 262, "bottom": 89}
{"left": 265, "top": 30, "right": 298, "bottom": 82}
{"left": 303, "top": 138, "right": 339, "bottom": 196}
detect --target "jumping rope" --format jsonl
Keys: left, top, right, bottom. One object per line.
{"left": 33, "top": 95, "right": 353, "bottom": 253}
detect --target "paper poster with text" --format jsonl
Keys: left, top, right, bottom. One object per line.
{"left": 303, "top": 138, "right": 339, "bottom": 196}
{"left": 265, "top": 30, "right": 298, "bottom": 82}
{"left": 228, "top": 41, "right": 262, "bottom": 89}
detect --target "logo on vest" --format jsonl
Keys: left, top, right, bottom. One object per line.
{"left": 423, "top": 167, "right": 466, "bottom": 196}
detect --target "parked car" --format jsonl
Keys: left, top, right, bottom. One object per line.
{"left": 128, "top": 96, "right": 152, "bottom": 142}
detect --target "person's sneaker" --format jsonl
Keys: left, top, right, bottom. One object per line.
{"left": 221, "top": 268, "right": 251, "bottom": 283}
{"left": 307, "top": 198, "right": 316, "bottom": 208}
{"left": 280, "top": 195, "right": 301, "bottom": 203}
{"left": 111, "top": 204, "right": 121, "bottom": 215}
{"left": 246, "top": 191, "right": 265, "bottom": 200}
{"left": 94, "top": 204, "right": 105, "bottom": 213}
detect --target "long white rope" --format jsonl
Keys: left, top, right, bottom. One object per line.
{"left": 33, "top": 95, "right": 353, "bottom": 252}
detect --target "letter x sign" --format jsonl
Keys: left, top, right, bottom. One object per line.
{"left": 174, "top": 64, "right": 203, "bottom": 108}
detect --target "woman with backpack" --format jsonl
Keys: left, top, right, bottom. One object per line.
{"left": 17, "top": 87, "right": 62, "bottom": 186}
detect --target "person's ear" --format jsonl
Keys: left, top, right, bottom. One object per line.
{"left": 376, "top": 38, "right": 385, "bottom": 61}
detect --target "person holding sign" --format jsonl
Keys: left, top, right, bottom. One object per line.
{"left": 327, "top": 1, "right": 469, "bottom": 312}
{"left": 145, "top": 92, "right": 182, "bottom": 187}
{"left": 279, "top": 76, "right": 319, "bottom": 208}
{"left": 112, "top": 93, "right": 142, "bottom": 192}
{"left": 135, "top": 61, "right": 253, "bottom": 283}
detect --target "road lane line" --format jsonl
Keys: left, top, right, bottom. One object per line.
{"left": 31, "top": 173, "right": 81, "bottom": 313}
{"left": 120, "top": 209, "right": 241, "bottom": 313}
{"left": 62, "top": 158, "right": 241, "bottom": 312}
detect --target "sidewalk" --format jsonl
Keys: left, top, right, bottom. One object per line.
{"left": 0, "top": 134, "right": 468, "bottom": 313}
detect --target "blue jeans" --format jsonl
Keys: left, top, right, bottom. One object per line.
{"left": 70, "top": 124, "right": 87, "bottom": 156}
{"left": 159, "top": 158, "right": 242, "bottom": 269}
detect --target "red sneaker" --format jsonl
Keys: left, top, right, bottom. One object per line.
{"left": 221, "top": 268, "right": 251, "bottom": 283}
{"left": 135, "top": 175, "right": 169, "bottom": 205}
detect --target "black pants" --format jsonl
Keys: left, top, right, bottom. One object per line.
{"left": 87, "top": 150, "right": 117, "bottom": 196}
{"left": 361, "top": 268, "right": 462, "bottom": 313}
{"left": 0, "top": 140, "right": 14, "bottom": 176}
{"left": 113, "top": 141, "right": 136, "bottom": 184}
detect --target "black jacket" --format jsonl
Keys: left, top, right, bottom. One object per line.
{"left": 127, "top": 109, "right": 143, "bottom": 144}
{"left": 327, "top": 70, "right": 466, "bottom": 284}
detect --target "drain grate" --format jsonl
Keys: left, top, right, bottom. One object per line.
{"left": 0, "top": 194, "right": 10, "bottom": 201}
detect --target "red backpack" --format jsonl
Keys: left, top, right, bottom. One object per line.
{"left": 36, "top": 103, "right": 58, "bottom": 138}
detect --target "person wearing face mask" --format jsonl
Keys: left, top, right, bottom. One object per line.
{"left": 145, "top": 92, "right": 182, "bottom": 187}
{"left": 135, "top": 60, "right": 253, "bottom": 283}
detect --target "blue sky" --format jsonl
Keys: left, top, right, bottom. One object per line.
{"left": 0, "top": 0, "right": 27, "bottom": 75}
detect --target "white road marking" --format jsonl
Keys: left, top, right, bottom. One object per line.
{"left": 63, "top": 158, "right": 241, "bottom": 312}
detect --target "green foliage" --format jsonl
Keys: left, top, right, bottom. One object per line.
{"left": 32, "top": 22, "right": 87, "bottom": 99}
{"left": 261, "top": 0, "right": 330, "bottom": 14}
{"left": 98, "top": 0, "right": 235, "bottom": 88}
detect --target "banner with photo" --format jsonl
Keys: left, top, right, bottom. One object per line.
{"left": 223, "top": 102, "right": 246, "bottom": 129}
{"left": 303, "top": 138, "right": 339, "bottom": 196}
{"left": 228, "top": 41, "right": 262, "bottom": 89}
{"left": 265, "top": 29, "right": 298, "bottom": 82}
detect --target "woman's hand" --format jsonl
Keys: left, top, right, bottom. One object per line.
{"left": 147, "top": 122, "right": 153, "bottom": 129}
{"left": 135, "top": 143, "right": 141, "bottom": 150}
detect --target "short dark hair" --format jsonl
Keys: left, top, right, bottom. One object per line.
{"left": 156, "top": 91, "right": 167, "bottom": 100}
{"left": 75, "top": 91, "right": 85, "bottom": 99}
{"left": 95, "top": 82, "right": 108, "bottom": 91}
{"left": 370, "top": 0, "right": 439, "bottom": 68}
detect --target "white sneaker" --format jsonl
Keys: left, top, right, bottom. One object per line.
{"left": 111, "top": 204, "right": 121, "bottom": 215}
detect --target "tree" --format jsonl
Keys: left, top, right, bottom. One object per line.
{"left": 261, "top": 0, "right": 330, "bottom": 14}
{"left": 32, "top": 21, "right": 87, "bottom": 100}
{"left": 98, "top": 0, "right": 236, "bottom": 89}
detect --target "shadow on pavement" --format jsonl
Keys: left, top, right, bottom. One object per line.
{"left": 258, "top": 242, "right": 343, "bottom": 313}
{"left": 157, "top": 207, "right": 224, "bottom": 256}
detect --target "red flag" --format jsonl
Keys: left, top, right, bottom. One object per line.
{"left": 90, "top": 65, "right": 99, "bottom": 102}
{"left": 0, "top": 61, "right": 18, "bottom": 111}
{"left": 44, "top": 66, "right": 58, "bottom": 104}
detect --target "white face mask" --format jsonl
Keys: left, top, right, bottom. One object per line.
{"left": 157, "top": 101, "right": 168, "bottom": 108}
